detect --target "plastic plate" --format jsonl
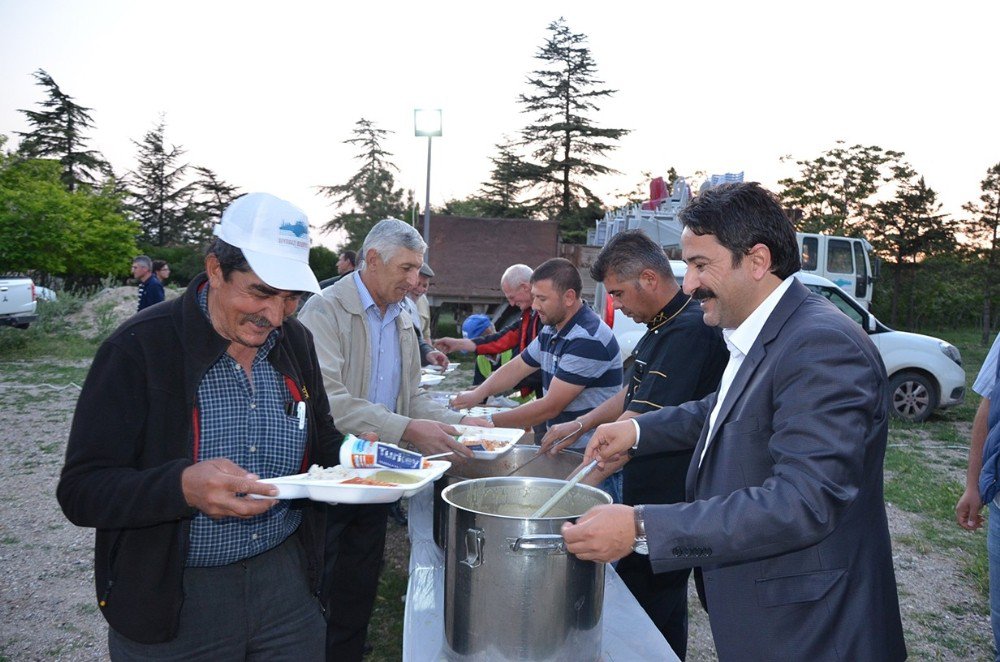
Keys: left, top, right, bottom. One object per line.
{"left": 254, "top": 460, "right": 452, "bottom": 504}
{"left": 452, "top": 424, "right": 524, "bottom": 459}
{"left": 420, "top": 374, "right": 447, "bottom": 387}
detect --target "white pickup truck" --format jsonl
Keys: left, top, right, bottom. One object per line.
{"left": 0, "top": 277, "right": 39, "bottom": 329}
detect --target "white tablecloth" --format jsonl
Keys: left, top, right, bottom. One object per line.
{"left": 401, "top": 488, "right": 678, "bottom": 661}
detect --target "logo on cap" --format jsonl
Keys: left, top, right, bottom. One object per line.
{"left": 278, "top": 220, "right": 310, "bottom": 250}
{"left": 280, "top": 221, "right": 309, "bottom": 239}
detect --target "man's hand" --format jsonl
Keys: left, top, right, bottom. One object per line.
{"left": 403, "top": 419, "right": 475, "bottom": 460}
{"left": 425, "top": 349, "right": 449, "bottom": 368}
{"left": 434, "top": 337, "right": 475, "bottom": 353}
{"left": 181, "top": 458, "right": 278, "bottom": 520}
{"left": 450, "top": 389, "right": 483, "bottom": 410}
{"left": 539, "top": 420, "right": 584, "bottom": 455}
{"left": 460, "top": 416, "right": 493, "bottom": 428}
{"left": 561, "top": 504, "right": 636, "bottom": 563}
{"left": 955, "top": 488, "right": 985, "bottom": 531}
{"left": 584, "top": 419, "right": 637, "bottom": 469}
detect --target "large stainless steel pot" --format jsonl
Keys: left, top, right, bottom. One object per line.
{"left": 433, "top": 445, "right": 584, "bottom": 548}
{"left": 441, "top": 476, "right": 609, "bottom": 661}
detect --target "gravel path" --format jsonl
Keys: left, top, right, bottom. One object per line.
{"left": 0, "top": 356, "right": 994, "bottom": 660}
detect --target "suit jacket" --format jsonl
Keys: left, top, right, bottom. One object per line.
{"left": 634, "top": 279, "right": 906, "bottom": 661}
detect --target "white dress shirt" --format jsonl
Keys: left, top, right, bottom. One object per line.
{"left": 699, "top": 276, "right": 795, "bottom": 467}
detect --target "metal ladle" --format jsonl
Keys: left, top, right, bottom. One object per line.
{"left": 529, "top": 459, "right": 599, "bottom": 519}
{"left": 505, "top": 427, "right": 582, "bottom": 477}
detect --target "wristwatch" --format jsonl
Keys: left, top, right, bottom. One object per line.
{"left": 628, "top": 419, "right": 641, "bottom": 458}
{"left": 632, "top": 505, "right": 649, "bottom": 555}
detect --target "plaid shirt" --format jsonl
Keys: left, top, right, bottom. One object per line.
{"left": 186, "top": 285, "right": 306, "bottom": 567}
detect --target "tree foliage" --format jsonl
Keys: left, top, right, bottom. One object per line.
{"left": 317, "top": 118, "right": 411, "bottom": 249}
{"left": 184, "top": 166, "right": 242, "bottom": 243}
{"left": 870, "top": 170, "right": 955, "bottom": 326}
{"left": 0, "top": 140, "right": 136, "bottom": 279}
{"left": 962, "top": 162, "right": 1000, "bottom": 342}
{"left": 518, "top": 18, "right": 629, "bottom": 242}
{"left": 778, "top": 142, "right": 905, "bottom": 237}
{"left": 126, "top": 117, "right": 195, "bottom": 246}
{"left": 308, "top": 245, "right": 339, "bottom": 282}
{"left": 475, "top": 137, "right": 538, "bottom": 218}
{"left": 16, "top": 69, "right": 112, "bottom": 192}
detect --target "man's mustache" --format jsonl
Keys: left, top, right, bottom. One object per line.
{"left": 691, "top": 288, "right": 716, "bottom": 301}
{"left": 242, "top": 314, "right": 274, "bottom": 329}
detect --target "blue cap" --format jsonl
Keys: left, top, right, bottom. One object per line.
{"left": 462, "top": 314, "right": 491, "bottom": 339}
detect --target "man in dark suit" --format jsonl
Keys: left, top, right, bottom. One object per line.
{"left": 562, "top": 182, "right": 906, "bottom": 661}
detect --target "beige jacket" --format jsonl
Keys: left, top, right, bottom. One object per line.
{"left": 416, "top": 294, "right": 432, "bottom": 339}
{"left": 298, "top": 273, "right": 462, "bottom": 444}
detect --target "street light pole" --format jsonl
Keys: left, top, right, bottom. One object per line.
{"left": 423, "top": 134, "right": 432, "bottom": 249}
{"left": 414, "top": 109, "right": 442, "bottom": 260}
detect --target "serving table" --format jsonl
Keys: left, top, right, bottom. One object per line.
{"left": 401, "top": 487, "right": 678, "bottom": 661}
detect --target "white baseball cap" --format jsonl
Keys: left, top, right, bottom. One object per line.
{"left": 213, "top": 193, "right": 322, "bottom": 294}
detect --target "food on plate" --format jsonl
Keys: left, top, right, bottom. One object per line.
{"left": 341, "top": 476, "right": 398, "bottom": 487}
{"left": 305, "top": 464, "right": 427, "bottom": 486}
{"left": 372, "top": 470, "right": 422, "bottom": 484}
{"left": 306, "top": 464, "right": 353, "bottom": 480}
{"left": 461, "top": 438, "right": 509, "bottom": 452}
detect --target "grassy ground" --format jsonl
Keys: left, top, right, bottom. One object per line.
{"left": 884, "top": 328, "right": 992, "bottom": 618}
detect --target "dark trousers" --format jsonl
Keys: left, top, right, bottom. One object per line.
{"left": 108, "top": 535, "right": 324, "bottom": 661}
{"left": 322, "top": 503, "right": 389, "bottom": 662}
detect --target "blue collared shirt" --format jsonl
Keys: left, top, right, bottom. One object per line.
{"left": 186, "top": 284, "right": 306, "bottom": 567}
{"left": 353, "top": 271, "right": 403, "bottom": 413}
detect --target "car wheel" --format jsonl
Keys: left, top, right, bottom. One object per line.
{"left": 888, "top": 371, "right": 938, "bottom": 423}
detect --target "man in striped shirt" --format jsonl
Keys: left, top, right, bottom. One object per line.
{"left": 453, "top": 258, "right": 623, "bottom": 493}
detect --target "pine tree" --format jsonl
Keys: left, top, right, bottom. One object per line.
{"left": 16, "top": 69, "right": 112, "bottom": 192}
{"left": 185, "top": 166, "right": 241, "bottom": 242}
{"left": 126, "top": 117, "right": 195, "bottom": 246}
{"left": 317, "top": 118, "right": 409, "bottom": 249}
{"left": 870, "top": 169, "right": 955, "bottom": 327}
{"left": 962, "top": 163, "right": 1000, "bottom": 342}
{"left": 518, "top": 18, "right": 629, "bottom": 242}
{"left": 477, "top": 137, "right": 538, "bottom": 218}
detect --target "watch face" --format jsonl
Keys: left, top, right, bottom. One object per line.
{"left": 632, "top": 540, "right": 649, "bottom": 555}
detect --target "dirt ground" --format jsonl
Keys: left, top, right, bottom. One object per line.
{"left": 0, "top": 293, "right": 994, "bottom": 659}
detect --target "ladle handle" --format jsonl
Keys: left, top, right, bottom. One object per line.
{"left": 528, "top": 459, "right": 599, "bottom": 519}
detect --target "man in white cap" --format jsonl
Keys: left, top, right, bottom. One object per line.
{"left": 58, "top": 193, "right": 340, "bottom": 659}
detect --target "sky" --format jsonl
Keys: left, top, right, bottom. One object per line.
{"left": 2, "top": 0, "right": 998, "bottom": 251}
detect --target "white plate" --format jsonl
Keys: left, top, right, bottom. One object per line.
{"left": 421, "top": 362, "right": 460, "bottom": 374}
{"left": 458, "top": 405, "right": 513, "bottom": 418}
{"left": 452, "top": 424, "right": 524, "bottom": 459}
{"left": 255, "top": 460, "right": 452, "bottom": 504}
{"left": 420, "top": 374, "right": 447, "bottom": 387}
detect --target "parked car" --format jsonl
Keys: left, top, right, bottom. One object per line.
{"left": 0, "top": 276, "right": 38, "bottom": 329}
{"left": 601, "top": 262, "right": 965, "bottom": 423}
{"left": 35, "top": 285, "right": 57, "bottom": 302}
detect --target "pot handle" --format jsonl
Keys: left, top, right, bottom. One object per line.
{"left": 508, "top": 534, "right": 567, "bottom": 555}
{"left": 461, "top": 528, "right": 485, "bottom": 568}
